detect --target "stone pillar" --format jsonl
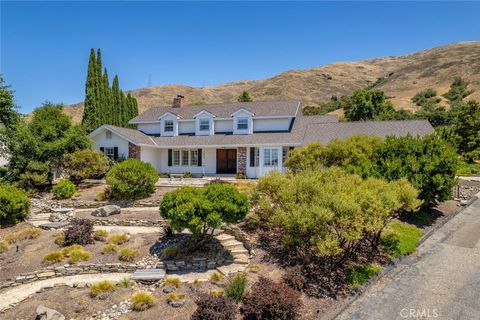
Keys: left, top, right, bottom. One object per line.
{"left": 237, "top": 147, "right": 247, "bottom": 175}
{"left": 128, "top": 142, "right": 141, "bottom": 159}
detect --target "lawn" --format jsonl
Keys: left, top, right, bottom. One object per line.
{"left": 381, "top": 221, "right": 423, "bottom": 258}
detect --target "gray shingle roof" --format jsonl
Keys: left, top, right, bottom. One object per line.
{"left": 100, "top": 118, "right": 434, "bottom": 148}
{"left": 129, "top": 100, "right": 301, "bottom": 122}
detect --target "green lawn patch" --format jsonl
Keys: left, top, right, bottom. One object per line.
{"left": 381, "top": 221, "right": 422, "bottom": 258}
{"left": 347, "top": 264, "right": 382, "bottom": 288}
{"left": 457, "top": 161, "right": 480, "bottom": 176}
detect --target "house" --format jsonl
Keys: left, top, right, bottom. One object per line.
{"left": 89, "top": 96, "right": 434, "bottom": 178}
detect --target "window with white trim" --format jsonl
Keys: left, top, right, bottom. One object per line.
{"left": 199, "top": 118, "right": 210, "bottom": 131}
{"left": 237, "top": 117, "right": 249, "bottom": 130}
{"left": 173, "top": 150, "right": 180, "bottom": 166}
{"left": 190, "top": 150, "right": 198, "bottom": 166}
{"left": 105, "top": 147, "right": 114, "bottom": 158}
{"left": 264, "top": 148, "right": 279, "bottom": 167}
{"left": 255, "top": 148, "right": 259, "bottom": 166}
{"left": 181, "top": 150, "right": 189, "bottom": 166}
{"left": 164, "top": 120, "right": 174, "bottom": 132}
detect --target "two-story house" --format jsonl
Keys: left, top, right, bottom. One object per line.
{"left": 89, "top": 96, "right": 434, "bottom": 178}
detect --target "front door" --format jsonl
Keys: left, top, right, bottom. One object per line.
{"left": 216, "top": 149, "right": 237, "bottom": 174}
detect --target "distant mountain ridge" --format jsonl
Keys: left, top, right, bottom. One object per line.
{"left": 63, "top": 41, "right": 480, "bottom": 123}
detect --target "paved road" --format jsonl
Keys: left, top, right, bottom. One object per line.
{"left": 336, "top": 197, "right": 480, "bottom": 320}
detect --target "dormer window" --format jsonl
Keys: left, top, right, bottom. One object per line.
{"left": 199, "top": 118, "right": 210, "bottom": 131}
{"left": 164, "top": 120, "right": 174, "bottom": 132}
{"left": 237, "top": 117, "right": 249, "bottom": 130}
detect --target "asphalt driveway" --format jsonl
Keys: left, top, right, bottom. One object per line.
{"left": 336, "top": 197, "right": 480, "bottom": 320}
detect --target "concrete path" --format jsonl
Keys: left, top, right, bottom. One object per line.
{"left": 458, "top": 176, "right": 480, "bottom": 182}
{"left": 336, "top": 197, "right": 480, "bottom": 320}
{"left": 93, "top": 225, "right": 161, "bottom": 234}
{"left": 0, "top": 273, "right": 131, "bottom": 312}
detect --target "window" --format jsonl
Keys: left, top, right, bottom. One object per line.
{"left": 190, "top": 150, "right": 198, "bottom": 166}
{"left": 237, "top": 117, "right": 249, "bottom": 130}
{"left": 173, "top": 150, "right": 180, "bottom": 166}
{"left": 282, "top": 147, "right": 291, "bottom": 164}
{"left": 255, "top": 148, "right": 260, "bottom": 166}
{"left": 164, "top": 120, "right": 174, "bottom": 132}
{"left": 199, "top": 118, "right": 210, "bottom": 131}
{"left": 264, "top": 148, "right": 279, "bottom": 167}
{"left": 105, "top": 147, "right": 114, "bottom": 158}
{"left": 106, "top": 131, "right": 112, "bottom": 139}
{"left": 182, "top": 150, "right": 189, "bottom": 166}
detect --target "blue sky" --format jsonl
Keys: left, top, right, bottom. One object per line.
{"left": 1, "top": 1, "right": 479, "bottom": 114}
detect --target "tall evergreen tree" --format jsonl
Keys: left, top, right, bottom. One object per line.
{"left": 102, "top": 68, "right": 111, "bottom": 125}
{"left": 82, "top": 49, "right": 97, "bottom": 132}
{"left": 111, "top": 75, "right": 121, "bottom": 126}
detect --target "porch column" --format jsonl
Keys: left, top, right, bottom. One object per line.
{"left": 128, "top": 142, "right": 141, "bottom": 159}
{"left": 237, "top": 147, "right": 247, "bottom": 175}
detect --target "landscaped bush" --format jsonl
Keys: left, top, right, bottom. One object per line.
{"left": 63, "top": 218, "right": 94, "bottom": 246}
{"left": 107, "top": 232, "right": 129, "bottom": 245}
{"left": 90, "top": 280, "right": 116, "bottom": 297}
{"left": 210, "top": 289, "right": 224, "bottom": 297}
{"left": 118, "top": 277, "right": 135, "bottom": 288}
{"left": 225, "top": 273, "right": 247, "bottom": 302}
{"left": 5, "top": 227, "right": 41, "bottom": 243}
{"left": 164, "top": 276, "right": 181, "bottom": 288}
{"left": 131, "top": 291, "right": 156, "bottom": 311}
{"left": 241, "top": 277, "right": 302, "bottom": 320}
{"left": 51, "top": 179, "right": 77, "bottom": 199}
{"left": 106, "top": 159, "right": 158, "bottom": 200}
{"left": 347, "top": 264, "right": 382, "bottom": 288}
{"left": 93, "top": 229, "right": 109, "bottom": 241}
{"left": 191, "top": 293, "right": 236, "bottom": 320}
{"left": 54, "top": 236, "right": 65, "bottom": 246}
{"left": 0, "top": 184, "right": 31, "bottom": 225}
{"left": 62, "top": 149, "right": 109, "bottom": 184}
{"left": 43, "top": 251, "right": 64, "bottom": 264}
{"left": 160, "top": 183, "right": 249, "bottom": 242}
{"left": 101, "top": 243, "right": 118, "bottom": 254}
{"left": 166, "top": 292, "right": 185, "bottom": 303}
{"left": 283, "top": 266, "right": 307, "bottom": 291}
{"left": 0, "top": 240, "right": 8, "bottom": 253}
{"left": 381, "top": 221, "right": 423, "bottom": 258}
{"left": 118, "top": 248, "right": 138, "bottom": 261}
{"left": 210, "top": 272, "right": 224, "bottom": 284}
{"left": 16, "top": 161, "right": 50, "bottom": 192}
{"left": 67, "top": 246, "right": 92, "bottom": 263}
{"left": 183, "top": 171, "right": 193, "bottom": 178}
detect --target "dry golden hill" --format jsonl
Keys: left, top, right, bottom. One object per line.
{"left": 63, "top": 41, "right": 480, "bottom": 123}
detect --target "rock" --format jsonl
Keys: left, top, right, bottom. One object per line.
{"left": 163, "top": 285, "right": 175, "bottom": 293}
{"left": 36, "top": 305, "right": 65, "bottom": 320}
{"left": 91, "top": 205, "right": 121, "bottom": 217}
{"left": 169, "top": 300, "right": 185, "bottom": 308}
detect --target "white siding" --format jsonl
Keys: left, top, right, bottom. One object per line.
{"left": 215, "top": 119, "right": 233, "bottom": 133}
{"left": 92, "top": 130, "right": 129, "bottom": 159}
{"left": 160, "top": 114, "right": 178, "bottom": 136}
{"left": 253, "top": 118, "right": 291, "bottom": 132}
{"left": 141, "top": 147, "right": 162, "bottom": 172}
{"left": 138, "top": 123, "right": 160, "bottom": 135}
{"left": 179, "top": 121, "right": 195, "bottom": 134}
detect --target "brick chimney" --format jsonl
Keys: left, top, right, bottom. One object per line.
{"left": 172, "top": 95, "right": 186, "bottom": 108}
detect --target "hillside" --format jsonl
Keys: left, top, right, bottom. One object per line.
{"left": 63, "top": 42, "right": 480, "bottom": 123}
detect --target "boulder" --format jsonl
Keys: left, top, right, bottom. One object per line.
{"left": 35, "top": 305, "right": 65, "bottom": 320}
{"left": 91, "top": 205, "right": 121, "bottom": 217}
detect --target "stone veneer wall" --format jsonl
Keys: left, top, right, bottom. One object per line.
{"left": 237, "top": 147, "right": 247, "bottom": 175}
{"left": 128, "top": 142, "right": 141, "bottom": 159}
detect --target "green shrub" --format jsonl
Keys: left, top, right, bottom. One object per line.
{"left": 131, "top": 291, "right": 156, "bottom": 311}
{"left": 381, "top": 222, "right": 422, "bottom": 258}
{"left": 160, "top": 183, "right": 249, "bottom": 242}
{"left": 52, "top": 179, "right": 77, "bottom": 199}
{"left": 457, "top": 160, "right": 480, "bottom": 176}
{"left": 118, "top": 277, "right": 135, "bottom": 288}
{"left": 166, "top": 292, "right": 185, "bottom": 302}
{"left": 5, "top": 228, "right": 41, "bottom": 243}
{"left": 93, "top": 229, "right": 109, "bottom": 241}
{"left": 17, "top": 161, "right": 50, "bottom": 191}
{"left": 241, "top": 277, "right": 302, "bottom": 320}
{"left": 183, "top": 171, "right": 193, "bottom": 178}
{"left": 62, "top": 149, "right": 109, "bottom": 184}
{"left": 0, "top": 184, "right": 31, "bottom": 225}
{"left": 210, "top": 289, "right": 224, "bottom": 297}
{"left": 43, "top": 251, "right": 64, "bottom": 264}
{"left": 54, "top": 236, "right": 65, "bottom": 246}
{"left": 162, "top": 246, "right": 177, "bottom": 258}
{"left": 210, "top": 272, "right": 224, "bottom": 284}
{"left": 0, "top": 240, "right": 8, "bottom": 253}
{"left": 164, "top": 276, "right": 181, "bottom": 288}
{"left": 192, "top": 293, "right": 236, "bottom": 320}
{"left": 68, "top": 247, "right": 92, "bottom": 263}
{"left": 61, "top": 244, "right": 84, "bottom": 255}
{"left": 101, "top": 243, "right": 118, "bottom": 254}
{"left": 95, "top": 191, "right": 107, "bottom": 201}
{"left": 118, "top": 248, "right": 138, "bottom": 261}
{"left": 107, "top": 233, "right": 129, "bottom": 245}
{"left": 235, "top": 172, "right": 246, "bottom": 179}
{"left": 106, "top": 159, "right": 158, "bottom": 200}
{"left": 90, "top": 280, "right": 116, "bottom": 297}
{"left": 347, "top": 264, "right": 382, "bottom": 288}
{"left": 225, "top": 273, "right": 247, "bottom": 302}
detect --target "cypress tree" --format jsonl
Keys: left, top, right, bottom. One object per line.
{"left": 102, "top": 68, "right": 112, "bottom": 125}
{"left": 82, "top": 48, "right": 97, "bottom": 132}
{"left": 111, "top": 75, "right": 121, "bottom": 126}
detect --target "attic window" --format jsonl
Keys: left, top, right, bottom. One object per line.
{"left": 199, "top": 118, "right": 210, "bottom": 131}
{"left": 164, "top": 120, "right": 174, "bottom": 132}
{"left": 237, "top": 117, "right": 249, "bottom": 130}
{"left": 106, "top": 131, "right": 112, "bottom": 139}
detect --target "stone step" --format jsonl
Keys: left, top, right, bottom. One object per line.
{"left": 217, "top": 264, "right": 247, "bottom": 276}
{"left": 215, "top": 234, "right": 235, "bottom": 242}
{"left": 223, "top": 242, "right": 245, "bottom": 251}
{"left": 212, "top": 229, "right": 224, "bottom": 236}
{"left": 132, "top": 269, "right": 166, "bottom": 281}
{"left": 230, "top": 249, "right": 249, "bottom": 255}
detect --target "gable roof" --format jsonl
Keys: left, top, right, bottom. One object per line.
{"left": 89, "top": 124, "right": 157, "bottom": 146}
{"left": 129, "top": 100, "right": 301, "bottom": 123}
